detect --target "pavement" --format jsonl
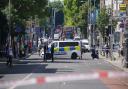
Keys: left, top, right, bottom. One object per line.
{"left": 0, "top": 52, "right": 128, "bottom": 89}
{"left": 99, "top": 51, "right": 128, "bottom": 72}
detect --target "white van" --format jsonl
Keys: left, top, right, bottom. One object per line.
{"left": 54, "top": 34, "right": 59, "bottom": 40}
{"left": 82, "top": 39, "right": 90, "bottom": 52}
{"left": 44, "top": 40, "right": 82, "bottom": 59}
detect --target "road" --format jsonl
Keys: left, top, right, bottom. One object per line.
{"left": 0, "top": 52, "right": 128, "bottom": 89}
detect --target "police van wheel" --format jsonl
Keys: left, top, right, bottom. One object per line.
{"left": 71, "top": 53, "right": 77, "bottom": 59}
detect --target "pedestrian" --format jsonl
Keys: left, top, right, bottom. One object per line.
{"left": 91, "top": 45, "right": 96, "bottom": 59}
{"left": 105, "top": 44, "right": 109, "bottom": 58}
{"left": 118, "top": 45, "right": 121, "bottom": 57}
{"left": 43, "top": 43, "right": 48, "bottom": 62}
{"left": 6, "top": 45, "right": 13, "bottom": 67}
{"left": 51, "top": 43, "right": 54, "bottom": 62}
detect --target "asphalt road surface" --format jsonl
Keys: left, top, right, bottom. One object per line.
{"left": 0, "top": 52, "right": 128, "bottom": 89}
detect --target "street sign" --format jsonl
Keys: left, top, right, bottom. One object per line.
{"left": 119, "top": 4, "right": 126, "bottom": 12}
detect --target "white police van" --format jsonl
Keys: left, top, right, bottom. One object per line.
{"left": 40, "top": 40, "right": 82, "bottom": 59}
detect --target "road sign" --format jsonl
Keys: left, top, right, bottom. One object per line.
{"left": 119, "top": 4, "right": 126, "bottom": 12}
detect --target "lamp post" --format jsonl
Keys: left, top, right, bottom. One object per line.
{"left": 109, "top": 0, "right": 113, "bottom": 60}
{"left": 93, "top": 0, "right": 96, "bottom": 46}
{"left": 8, "top": 0, "right": 11, "bottom": 46}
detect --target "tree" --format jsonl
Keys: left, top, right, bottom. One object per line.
{"left": 1, "top": 0, "right": 48, "bottom": 30}
{"left": 0, "top": 0, "right": 8, "bottom": 9}
{"left": 49, "top": 0, "right": 64, "bottom": 11}
{"left": 11, "top": 0, "right": 48, "bottom": 19}
{"left": 77, "top": 2, "right": 88, "bottom": 38}
{"left": 0, "top": 11, "right": 8, "bottom": 47}
{"left": 96, "top": 7, "right": 109, "bottom": 36}
{"left": 64, "top": 0, "right": 78, "bottom": 26}
{"left": 47, "top": 0, "right": 64, "bottom": 25}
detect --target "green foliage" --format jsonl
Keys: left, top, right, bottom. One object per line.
{"left": 64, "top": 0, "right": 78, "bottom": 26}
{"left": 49, "top": 0, "right": 64, "bottom": 11}
{"left": 1, "top": 0, "right": 48, "bottom": 24}
{"left": 11, "top": 0, "right": 48, "bottom": 19}
{"left": 0, "top": 0, "right": 48, "bottom": 38}
{"left": 96, "top": 7, "right": 109, "bottom": 33}
{"left": 77, "top": 2, "right": 88, "bottom": 26}
{"left": 0, "top": 0, "right": 8, "bottom": 9}
{"left": 112, "top": 19, "right": 118, "bottom": 29}
{"left": 0, "top": 11, "right": 8, "bottom": 46}
{"left": 77, "top": 2, "right": 88, "bottom": 38}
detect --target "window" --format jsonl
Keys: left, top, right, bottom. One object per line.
{"left": 59, "top": 42, "right": 79, "bottom": 47}
{"left": 83, "top": 43, "right": 89, "bottom": 45}
{"left": 53, "top": 42, "right": 58, "bottom": 47}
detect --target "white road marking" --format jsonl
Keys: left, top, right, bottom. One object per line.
{"left": 8, "top": 73, "right": 33, "bottom": 89}
{"left": 8, "top": 63, "right": 42, "bottom": 89}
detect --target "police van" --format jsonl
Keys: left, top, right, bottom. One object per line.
{"left": 51, "top": 40, "right": 81, "bottom": 59}
{"left": 48, "top": 40, "right": 82, "bottom": 59}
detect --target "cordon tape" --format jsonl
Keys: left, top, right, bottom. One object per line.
{"left": 0, "top": 71, "right": 128, "bottom": 88}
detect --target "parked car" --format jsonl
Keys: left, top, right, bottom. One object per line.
{"left": 74, "top": 36, "right": 80, "bottom": 40}
{"left": 54, "top": 34, "right": 60, "bottom": 40}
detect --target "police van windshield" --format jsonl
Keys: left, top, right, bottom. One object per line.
{"left": 59, "top": 42, "right": 79, "bottom": 47}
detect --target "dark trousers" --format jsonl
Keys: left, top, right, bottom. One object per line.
{"left": 51, "top": 52, "right": 54, "bottom": 62}
{"left": 6, "top": 55, "right": 12, "bottom": 66}
{"left": 44, "top": 52, "right": 47, "bottom": 61}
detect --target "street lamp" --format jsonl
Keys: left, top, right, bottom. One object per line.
{"left": 8, "top": 0, "right": 11, "bottom": 46}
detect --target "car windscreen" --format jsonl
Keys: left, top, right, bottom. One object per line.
{"left": 82, "top": 43, "right": 89, "bottom": 45}
{"left": 59, "top": 42, "right": 79, "bottom": 47}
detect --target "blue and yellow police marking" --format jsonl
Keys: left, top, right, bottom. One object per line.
{"left": 55, "top": 46, "right": 80, "bottom": 52}
{"left": 64, "top": 47, "right": 70, "bottom": 51}
{"left": 48, "top": 46, "right": 80, "bottom": 53}
{"left": 54, "top": 48, "right": 59, "bottom": 52}
{"left": 75, "top": 46, "right": 80, "bottom": 51}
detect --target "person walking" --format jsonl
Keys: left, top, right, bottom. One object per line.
{"left": 105, "top": 44, "right": 109, "bottom": 58}
{"left": 6, "top": 45, "right": 13, "bottom": 67}
{"left": 91, "top": 45, "right": 96, "bottom": 59}
{"left": 43, "top": 43, "right": 48, "bottom": 62}
{"left": 51, "top": 43, "right": 54, "bottom": 62}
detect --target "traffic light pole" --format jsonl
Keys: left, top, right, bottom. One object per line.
{"left": 109, "top": 0, "right": 114, "bottom": 61}
{"left": 8, "top": 0, "right": 11, "bottom": 46}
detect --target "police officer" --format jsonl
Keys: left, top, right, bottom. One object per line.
{"left": 106, "top": 44, "right": 109, "bottom": 58}
{"left": 51, "top": 43, "right": 54, "bottom": 62}
{"left": 91, "top": 45, "right": 95, "bottom": 59}
{"left": 43, "top": 42, "right": 48, "bottom": 62}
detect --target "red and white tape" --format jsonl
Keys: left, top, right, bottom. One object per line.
{"left": 0, "top": 71, "right": 127, "bottom": 88}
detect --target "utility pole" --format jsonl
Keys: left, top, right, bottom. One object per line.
{"left": 109, "top": 0, "right": 114, "bottom": 60}
{"left": 51, "top": 8, "right": 56, "bottom": 40}
{"left": 93, "top": 0, "right": 96, "bottom": 46}
{"left": 88, "top": 0, "right": 93, "bottom": 47}
{"left": 8, "top": 0, "right": 11, "bottom": 46}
